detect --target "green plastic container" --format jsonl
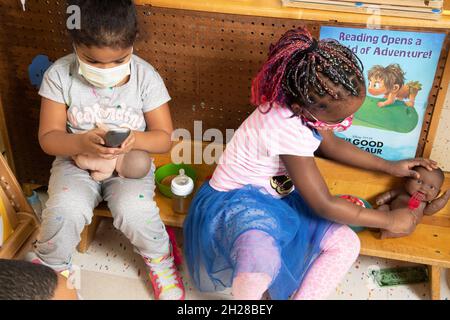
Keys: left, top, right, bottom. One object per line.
{"left": 337, "top": 194, "right": 373, "bottom": 233}
{"left": 155, "top": 163, "right": 197, "bottom": 198}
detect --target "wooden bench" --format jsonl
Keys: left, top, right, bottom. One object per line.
{"left": 55, "top": 141, "right": 450, "bottom": 299}
{"left": 78, "top": 141, "right": 215, "bottom": 251}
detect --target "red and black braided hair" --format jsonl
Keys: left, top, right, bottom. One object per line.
{"left": 251, "top": 27, "right": 365, "bottom": 114}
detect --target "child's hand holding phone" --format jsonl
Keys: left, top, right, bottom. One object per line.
{"left": 104, "top": 128, "right": 135, "bottom": 155}
{"left": 79, "top": 128, "right": 119, "bottom": 159}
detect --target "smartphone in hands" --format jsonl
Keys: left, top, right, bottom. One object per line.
{"left": 104, "top": 128, "right": 131, "bottom": 148}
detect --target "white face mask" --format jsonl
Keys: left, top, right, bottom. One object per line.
{"left": 76, "top": 49, "right": 132, "bottom": 88}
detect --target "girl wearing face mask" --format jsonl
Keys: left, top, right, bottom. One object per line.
{"left": 27, "top": 0, "right": 185, "bottom": 300}
{"left": 183, "top": 28, "right": 438, "bottom": 300}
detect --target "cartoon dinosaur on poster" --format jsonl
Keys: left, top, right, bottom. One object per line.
{"left": 367, "top": 64, "right": 422, "bottom": 108}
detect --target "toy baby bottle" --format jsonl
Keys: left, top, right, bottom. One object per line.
{"left": 171, "top": 169, "right": 194, "bottom": 214}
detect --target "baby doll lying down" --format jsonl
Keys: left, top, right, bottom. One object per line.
{"left": 73, "top": 150, "right": 151, "bottom": 181}
{"left": 376, "top": 166, "right": 450, "bottom": 239}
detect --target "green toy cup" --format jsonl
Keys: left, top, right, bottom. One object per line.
{"left": 155, "top": 163, "right": 197, "bottom": 198}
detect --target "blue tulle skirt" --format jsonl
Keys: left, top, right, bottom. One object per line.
{"left": 183, "top": 181, "right": 334, "bottom": 300}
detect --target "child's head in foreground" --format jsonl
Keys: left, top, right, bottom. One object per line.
{"left": 0, "top": 259, "right": 77, "bottom": 300}
{"left": 405, "top": 167, "right": 445, "bottom": 202}
{"left": 251, "top": 27, "right": 366, "bottom": 130}
{"left": 67, "top": 0, "right": 137, "bottom": 87}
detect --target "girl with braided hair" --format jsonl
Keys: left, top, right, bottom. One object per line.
{"left": 184, "top": 27, "right": 437, "bottom": 300}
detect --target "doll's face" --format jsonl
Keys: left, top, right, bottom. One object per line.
{"left": 405, "top": 167, "right": 443, "bottom": 202}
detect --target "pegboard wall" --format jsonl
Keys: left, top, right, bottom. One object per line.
{"left": 0, "top": 0, "right": 449, "bottom": 185}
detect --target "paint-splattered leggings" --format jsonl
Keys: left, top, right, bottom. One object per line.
{"left": 34, "top": 157, "right": 169, "bottom": 269}
{"left": 231, "top": 224, "right": 360, "bottom": 300}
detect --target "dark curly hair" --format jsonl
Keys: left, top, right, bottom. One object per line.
{"left": 0, "top": 259, "right": 58, "bottom": 300}
{"left": 251, "top": 27, "right": 365, "bottom": 115}
{"left": 67, "top": 0, "right": 138, "bottom": 48}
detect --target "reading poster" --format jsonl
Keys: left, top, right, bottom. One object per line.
{"left": 320, "top": 26, "right": 445, "bottom": 160}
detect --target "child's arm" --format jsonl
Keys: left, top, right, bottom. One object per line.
{"left": 281, "top": 154, "right": 417, "bottom": 234}
{"left": 115, "top": 103, "right": 173, "bottom": 155}
{"left": 423, "top": 190, "right": 450, "bottom": 216}
{"left": 318, "top": 130, "right": 436, "bottom": 178}
{"left": 39, "top": 97, "right": 117, "bottom": 158}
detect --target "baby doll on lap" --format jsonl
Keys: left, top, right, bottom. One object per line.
{"left": 73, "top": 125, "right": 151, "bottom": 181}
{"left": 73, "top": 150, "right": 151, "bottom": 181}
{"left": 376, "top": 166, "right": 449, "bottom": 239}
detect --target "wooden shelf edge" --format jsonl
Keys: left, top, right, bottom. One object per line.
{"left": 136, "top": 0, "right": 450, "bottom": 29}
{"left": 0, "top": 215, "right": 37, "bottom": 259}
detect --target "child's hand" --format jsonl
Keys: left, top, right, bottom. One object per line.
{"left": 79, "top": 128, "right": 119, "bottom": 160}
{"left": 385, "top": 208, "right": 418, "bottom": 234}
{"left": 387, "top": 158, "right": 438, "bottom": 179}
{"left": 114, "top": 130, "right": 136, "bottom": 155}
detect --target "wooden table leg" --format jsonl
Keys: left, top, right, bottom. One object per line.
{"left": 447, "top": 269, "right": 450, "bottom": 292}
{"left": 77, "top": 215, "right": 102, "bottom": 253}
{"left": 429, "top": 265, "right": 441, "bottom": 300}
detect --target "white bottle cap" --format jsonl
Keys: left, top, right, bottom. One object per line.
{"left": 171, "top": 169, "right": 194, "bottom": 197}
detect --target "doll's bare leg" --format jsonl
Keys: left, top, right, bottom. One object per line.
{"left": 116, "top": 150, "right": 151, "bottom": 179}
{"left": 79, "top": 155, "right": 117, "bottom": 181}
{"left": 73, "top": 154, "right": 116, "bottom": 181}
{"left": 377, "top": 204, "right": 390, "bottom": 212}
{"left": 91, "top": 169, "right": 115, "bottom": 181}
{"left": 72, "top": 154, "right": 91, "bottom": 170}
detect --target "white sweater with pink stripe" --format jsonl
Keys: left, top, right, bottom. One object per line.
{"left": 210, "top": 104, "right": 323, "bottom": 198}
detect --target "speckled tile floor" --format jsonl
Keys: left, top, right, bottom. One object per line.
{"left": 65, "top": 219, "right": 450, "bottom": 300}
{"left": 71, "top": 219, "right": 232, "bottom": 300}
{"left": 15, "top": 191, "right": 450, "bottom": 300}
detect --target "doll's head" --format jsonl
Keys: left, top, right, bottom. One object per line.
{"left": 405, "top": 167, "right": 444, "bottom": 202}
{"left": 117, "top": 150, "right": 151, "bottom": 179}
{"left": 251, "top": 27, "right": 366, "bottom": 128}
